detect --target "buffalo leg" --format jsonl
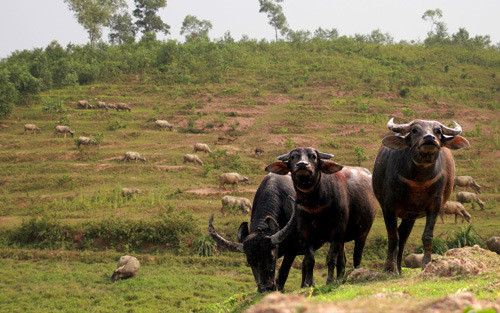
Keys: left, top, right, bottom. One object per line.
{"left": 353, "top": 233, "right": 369, "bottom": 268}
{"left": 396, "top": 218, "right": 415, "bottom": 274}
{"left": 301, "top": 247, "right": 315, "bottom": 288}
{"left": 382, "top": 210, "right": 399, "bottom": 273}
{"left": 336, "top": 242, "right": 346, "bottom": 279}
{"left": 421, "top": 211, "right": 438, "bottom": 269}
{"left": 276, "top": 254, "right": 296, "bottom": 291}
{"left": 326, "top": 242, "right": 340, "bottom": 283}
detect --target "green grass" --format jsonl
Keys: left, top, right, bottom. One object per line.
{"left": 0, "top": 41, "right": 499, "bottom": 311}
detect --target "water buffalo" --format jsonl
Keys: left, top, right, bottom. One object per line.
{"left": 266, "top": 147, "right": 377, "bottom": 285}
{"left": 372, "top": 118, "right": 469, "bottom": 274}
{"left": 439, "top": 201, "right": 471, "bottom": 223}
{"left": 209, "top": 173, "right": 298, "bottom": 292}
{"left": 456, "top": 191, "right": 485, "bottom": 210}
{"left": 454, "top": 175, "right": 481, "bottom": 193}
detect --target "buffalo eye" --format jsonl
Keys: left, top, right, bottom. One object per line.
{"left": 411, "top": 128, "right": 418, "bottom": 134}
{"left": 309, "top": 154, "right": 316, "bottom": 160}
{"left": 435, "top": 128, "right": 442, "bottom": 135}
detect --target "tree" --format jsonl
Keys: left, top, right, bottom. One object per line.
{"left": 422, "top": 9, "right": 443, "bottom": 34}
{"left": 367, "top": 29, "right": 394, "bottom": 45}
{"left": 0, "top": 68, "right": 18, "bottom": 119}
{"left": 258, "top": 0, "right": 289, "bottom": 41}
{"left": 180, "top": 15, "right": 212, "bottom": 42}
{"left": 133, "top": 0, "right": 170, "bottom": 39}
{"left": 422, "top": 9, "right": 449, "bottom": 45}
{"left": 313, "top": 27, "right": 338, "bottom": 41}
{"left": 64, "top": 0, "right": 127, "bottom": 46}
{"left": 109, "top": 12, "right": 136, "bottom": 44}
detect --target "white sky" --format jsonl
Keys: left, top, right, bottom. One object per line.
{"left": 1, "top": 0, "right": 499, "bottom": 58}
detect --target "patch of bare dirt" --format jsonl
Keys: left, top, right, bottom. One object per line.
{"left": 421, "top": 292, "right": 500, "bottom": 313}
{"left": 422, "top": 245, "right": 499, "bottom": 278}
{"left": 155, "top": 165, "right": 186, "bottom": 171}
{"left": 246, "top": 292, "right": 347, "bottom": 313}
{"left": 185, "top": 187, "right": 257, "bottom": 196}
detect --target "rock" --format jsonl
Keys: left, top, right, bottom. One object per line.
{"left": 404, "top": 253, "right": 441, "bottom": 268}
{"left": 485, "top": 236, "right": 500, "bottom": 254}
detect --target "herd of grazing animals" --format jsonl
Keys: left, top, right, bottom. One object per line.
{"left": 21, "top": 104, "right": 494, "bottom": 291}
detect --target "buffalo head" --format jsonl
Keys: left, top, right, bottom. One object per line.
{"left": 382, "top": 118, "right": 469, "bottom": 166}
{"left": 264, "top": 147, "right": 343, "bottom": 193}
{"left": 208, "top": 197, "right": 297, "bottom": 293}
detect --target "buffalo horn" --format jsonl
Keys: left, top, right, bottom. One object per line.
{"left": 440, "top": 121, "right": 462, "bottom": 136}
{"left": 387, "top": 117, "right": 412, "bottom": 133}
{"left": 270, "top": 196, "right": 297, "bottom": 245}
{"left": 208, "top": 214, "right": 244, "bottom": 253}
{"left": 317, "top": 152, "right": 334, "bottom": 159}
{"left": 277, "top": 153, "right": 290, "bottom": 161}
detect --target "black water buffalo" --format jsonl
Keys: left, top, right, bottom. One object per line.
{"left": 266, "top": 147, "right": 377, "bottom": 286}
{"left": 209, "top": 173, "right": 298, "bottom": 292}
{"left": 372, "top": 118, "right": 469, "bottom": 274}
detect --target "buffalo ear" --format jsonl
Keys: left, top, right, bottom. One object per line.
{"left": 320, "top": 160, "right": 343, "bottom": 174}
{"left": 237, "top": 222, "right": 249, "bottom": 243}
{"left": 265, "top": 162, "right": 290, "bottom": 175}
{"left": 265, "top": 216, "right": 279, "bottom": 234}
{"left": 382, "top": 135, "right": 409, "bottom": 150}
{"left": 443, "top": 135, "right": 469, "bottom": 150}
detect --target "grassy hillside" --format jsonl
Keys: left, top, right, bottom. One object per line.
{"left": 0, "top": 41, "right": 499, "bottom": 311}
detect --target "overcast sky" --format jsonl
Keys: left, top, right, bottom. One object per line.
{"left": 1, "top": 0, "right": 499, "bottom": 58}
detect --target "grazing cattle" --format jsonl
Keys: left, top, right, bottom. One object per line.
{"left": 215, "top": 136, "right": 236, "bottom": 145}
{"left": 121, "top": 151, "right": 146, "bottom": 163}
{"left": 76, "top": 136, "right": 97, "bottom": 148}
{"left": 96, "top": 101, "right": 108, "bottom": 111}
{"left": 116, "top": 103, "right": 131, "bottom": 112}
{"left": 194, "top": 143, "right": 211, "bottom": 153}
{"left": 54, "top": 125, "right": 74, "bottom": 138}
{"left": 456, "top": 191, "right": 485, "bottom": 211}
{"left": 453, "top": 175, "right": 481, "bottom": 193}
{"left": 106, "top": 103, "right": 118, "bottom": 111}
{"left": 155, "top": 120, "right": 173, "bottom": 131}
{"left": 209, "top": 173, "right": 298, "bottom": 292}
{"left": 121, "top": 188, "right": 141, "bottom": 197}
{"left": 220, "top": 195, "right": 252, "bottom": 215}
{"left": 439, "top": 201, "right": 471, "bottom": 223}
{"left": 219, "top": 172, "right": 250, "bottom": 190}
{"left": 24, "top": 124, "right": 41, "bottom": 134}
{"left": 254, "top": 148, "right": 264, "bottom": 156}
{"left": 372, "top": 118, "right": 469, "bottom": 274}
{"left": 111, "top": 255, "right": 140, "bottom": 282}
{"left": 183, "top": 154, "right": 203, "bottom": 165}
{"left": 266, "top": 147, "right": 377, "bottom": 285}
{"left": 77, "top": 100, "right": 93, "bottom": 109}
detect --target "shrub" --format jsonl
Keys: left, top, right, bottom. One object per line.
{"left": 106, "top": 119, "right": 128, "bottom": 130}
{"left": 354, "top": 145, "right": 368, "bottom": 165}
{"left": 284, "top": 138, "right": 296, "bottom": 150}
{"left": 197, "top": 235, "right": 215, "bottom": 257}
{"left": 399, "top": 87, "right": 410, "bottom": 97}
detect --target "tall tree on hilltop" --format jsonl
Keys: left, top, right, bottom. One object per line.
{"left": 258, "top": 0, "right": 289, "bottom": 41}
{"left": 64, "top": 0, "right": 127, "bottom": 46}
{"left": 180, "top": 15, "right": 213, "bottom": 43}
{"left": 109, "top": 12, "right": 136, "bottom": 44}
{"left": 133, "top": 0, "right": 170, "bottom": 39}
{"left": 422, "top": 9, "right": 449, "bottom": 45}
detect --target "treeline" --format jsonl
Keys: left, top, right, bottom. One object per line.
{"left": 1, "top": 36, "right": 499, "bottom": 118}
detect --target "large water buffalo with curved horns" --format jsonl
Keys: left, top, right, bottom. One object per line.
{"left": 209, "top": 173, "right": 297, "bottom": 292}
{"left": 266, "top": 147, "right": 377, "bottom": 286}
{"left": 372, "top": 118, "right": 469, "bottom": 274}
